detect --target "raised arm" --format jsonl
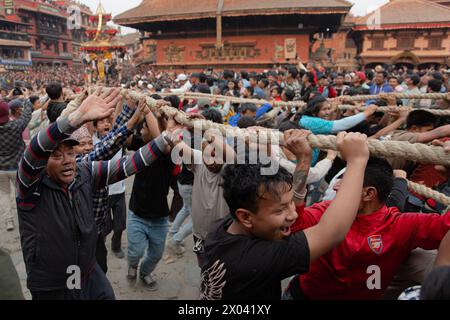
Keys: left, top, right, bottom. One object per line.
{"left": 13, "top": 99, "right": 33, "bottom": 132}
{"left": 79, "top": 106, "right": 142, "bottom": 162}
{"left": 283, "top": 130, "right": 313, "bottom": 206}
{"left": 17, "top": 88, "right": 121, "bottom": 203}
{"left": 303, "top": 132, "right": 369, "bottom": 262}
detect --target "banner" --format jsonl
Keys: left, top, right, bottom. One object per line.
{"left": 4, "top": 0, "right": 14, "bottom": 15}
{"left": 284, "top": 38, "right": 297, "bottom": 60}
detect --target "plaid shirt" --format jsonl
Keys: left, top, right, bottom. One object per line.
{"left": 17, "top": 114, "right": 167, "bottom": 229}
{"left": 76, "top": 104, "right": 134, "bottom": 234}
{"left": 0, "top": 99, "right": 32, "bottom": 170}
{"left": 285, "top": 80, "right": 302, "bottom": 102}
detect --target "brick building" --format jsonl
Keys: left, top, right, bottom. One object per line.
{"left": 114, "top": 0, "right": 352, "bottom": 71}
{"left": 0, "top": 0, "right": 94, "bottom": 69}
{"left": 352, "top": 0, "right": 450, "bottom": 68}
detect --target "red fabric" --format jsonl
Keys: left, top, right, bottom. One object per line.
{"left": 409, "top": 137, "right": 450, "bottom": 189}
{"left": 172, "top": 164, "right": 181, "bottom": 177}
{"left": 291, "top": 201, "right": 450, "bottom": 300}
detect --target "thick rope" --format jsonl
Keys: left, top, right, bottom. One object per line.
{"left": 407, "top": 180, "right": 450, "bottom": 207}
{"left": 68, "top": 88, "right": 450, "bottom": 208}
{"left": 159, "top": 91, "right": 450, "bottom": 105}
{"left": 159, "top": 91, "right": 307, "bottom": 108}
{"left": 334, "top": 92, "right": 450, "bottom": 102}
{"left": 123, "top": 90, "right": 450, "bottom": 166}
{"left": 338, "top": 105, "right": 450, "bottom": 116}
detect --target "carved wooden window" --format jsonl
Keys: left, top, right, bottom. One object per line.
{"left": 428, "top": 37, "right": 442, "bottom": 49}
{"left": 371, "top": 38, "right": 384, "bottom": 49}
{"left": 397, "top": 37, "right": 415, "bottom": 49}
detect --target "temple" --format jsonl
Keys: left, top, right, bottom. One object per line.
{"left": 114, "top": 0, "right": 352, "bottom": 71}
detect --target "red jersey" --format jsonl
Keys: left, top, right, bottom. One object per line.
{"left": 291, "top": 201, "right": 450, "bottom": 300}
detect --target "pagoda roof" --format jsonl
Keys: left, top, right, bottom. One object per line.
{"left": 353, "top": 0, "right": 450, "bottom": 31}
{"left": 114, "top": 0, "right": 352, "bottom": 25}
{"left": 80, "top": 39, "right": 126, "bottom": 52}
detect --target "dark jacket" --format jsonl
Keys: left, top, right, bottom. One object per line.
{"left": 18, "top": 164, "right": 97, "bottom": 292}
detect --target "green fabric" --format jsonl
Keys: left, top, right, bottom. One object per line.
{"left": 0, "top": 248, "right": 24, "bottom": 300}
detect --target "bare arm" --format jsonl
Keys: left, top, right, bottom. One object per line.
{"left": 415, "top": 124, "right": 450, "bottom": 143}
{"left": 303, "top": 132, "right": 369, "bottom": 262}
{"left": 283, "top": 130, "right": 313, "bottom": 206}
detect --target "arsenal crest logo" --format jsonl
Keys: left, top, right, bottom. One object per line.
{"left": 367, "top": 235, "right": 383, "bottom": 255}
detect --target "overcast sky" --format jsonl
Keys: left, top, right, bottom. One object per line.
{"left": 78, "top": 0, "right": 389, "bottom": 33}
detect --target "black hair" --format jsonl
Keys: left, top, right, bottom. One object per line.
{"left": 420, "top": 266, "right": 450, "bottom": 300}
{"left": 249, "top": 74, "right": 259, "bottom": 82}
{"left": 29, "top": 95, "right": 40, "bottom": 105}
{"left": 408, "top": 75, "right": 421, "bottom": 86}
{"left": 406, "top": 110, "right": 436, "bottom": 129}
{"left": 283, "top": 88, "right": 295, "bottom": 102}
{"left": 163, "top": 95, "right": 181, "bottom": 109}
{"left": 428, "top": 79, "right": 443, "bottom": 93}
{"left": 223, "top": 70, "right": 234, "bottom": 80}
{"left": 237, "top": 115, "right": 257, "bottom": 128}
{"left": 197, "top": 86, "right": 211, "bottom": 94}
{"left": 304, "top": 72, "right": 315, "bottom": 84}
{"left": 287, "top": 67, "right": 298, "bottom": 79}
{"left": 206, "top": 77, "right": 215, "bottom": 87}
{"left": 363, "top": 157, "right": 394, "bottom": 203}
{"left": 245, "top": 86, "right": 254, "bottom": 96}
{"left": 47, "top": 103, "right": 66, "bottom": 123}
{"left": 239, "top": 102, "right": 257, "bottom": 115}
{"left": 277, "top": 119, "right": 301, "bottom": 131}
{"left": 199, "top": 73, "right": 207, "bottom": 83}
{"left": 432, "top": 71, "right": 443, "bottom": 81}
{"left": 271, "top": 86, "right": 281, "bottom": 94}
{"left": 240, "top": 70, "right": 249, "bottom": 80}
{"left": 150, "top": 94, "right": 162, "bottom": 100}
{"left": 366, "top": 70, "right": 374, "bottom": 81}
{"left": 221, "top": 164, "right": 293, "bottom": 219}
{"left": 302, "top": 95, "right": 327, "bottom": 117}
{"left": 201, "top": 108, "right": 223, "bottom": 124}
{"left": 46, "top": 83, "right": 63, "bottom": 100}
{"left": 259, "top": 78, "right": 269, "bottom": 88}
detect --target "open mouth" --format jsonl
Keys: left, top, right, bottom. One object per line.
{"left": 61, "top": 168, "right": 74, "bottom": 177}
{"left": 280, "top": 226, "right": 291, "bottom": 237}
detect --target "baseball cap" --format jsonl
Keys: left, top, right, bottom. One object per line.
{"left": 190, "top": 72, "right": 200, "bottom": 79}
{"left": 175, "top": 74, "right": 187, "bottom": 82}
{"left": 58, "top": 137, "right": 80, "bottom": 147}
{"left": 0, "top": 100, "right": 10, "bottom": 124}
{"left": 355, "top": 71, "right": 366, "bottom": 81}
{"left": 9, "top": 98, "right": 24, "bottom": 110}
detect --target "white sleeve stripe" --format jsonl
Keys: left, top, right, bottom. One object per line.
{"left": 122, "top": 161, "right": 129, "bottom": 178}
{"left": 23, "top": 156, "right": 46, "bottom": 170}
{"left": 105, "top": 161, "right": 111, "bottom": 185}
{"left": 36, "top": 132, "right": 53, "bottom": 153}
{"left": 139, "top": 149, "right": 148, "bottom": 166}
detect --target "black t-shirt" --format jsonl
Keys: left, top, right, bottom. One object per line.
{"left": 128, "top": 135, "right": 175, "bottom": 219}
{"left": 200, "top": 217, "right": 310, "bottom": 300}
{"left": 177, "top": 164, "right": 194, "bottom": 185}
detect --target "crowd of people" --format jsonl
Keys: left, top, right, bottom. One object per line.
{"left": 0, "top": 61, "right": 450, "bottom": 301}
